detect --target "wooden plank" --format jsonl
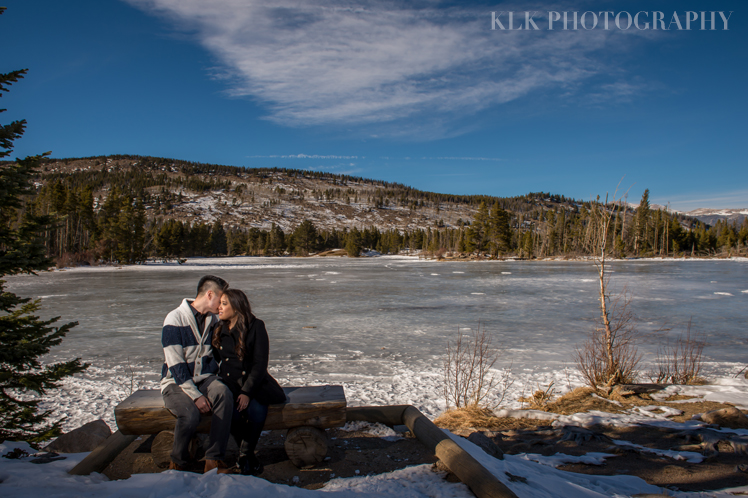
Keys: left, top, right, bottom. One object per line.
{"left": 115, "top": 386, "right": 346, "bottom": 435}
{"left": 68, "top": 430, "right": 138, "bottom": 476}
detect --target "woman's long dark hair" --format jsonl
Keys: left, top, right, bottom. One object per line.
{"left": 212, "top": 288, "right": 255, "bottom": 360}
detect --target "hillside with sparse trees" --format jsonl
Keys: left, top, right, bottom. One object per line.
{"left": 1, "top": 154, "right": 746, "bottom": 265}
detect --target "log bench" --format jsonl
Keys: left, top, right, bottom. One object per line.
{"left": 114, "top": 385, "right": 346, "bottom": 469}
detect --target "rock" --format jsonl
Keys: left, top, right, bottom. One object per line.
{"left": 30, "top": 452, "right": 67, "bottom": 464}
{"left": 44, "top": 420, "right": 112, "bottom": 453}
{"left": 699, "top": 407, "right": 748, "bottom": 429}
{"left": 467, "top": 432, "right": 504, "bottom": 460}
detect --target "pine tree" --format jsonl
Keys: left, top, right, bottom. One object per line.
{"left": 292, "top": 219, "right": 318, "bottom": 255}
{"left": 210, "top": 219, "right": 227, "bottom": 256}
{"left": 489, "top": 202, "right": 512, "bottom": 256}
{"left": 466, "top": 201, "right": 489, "bottom": 253}
{"left": 1, "top": 12, "right": 88, "bottom": 441}
{"left": 634, "top": 189, "right": 650, "bottom": 255}
{"left": 345, "top": 228, "right": 363, "bottom": 257}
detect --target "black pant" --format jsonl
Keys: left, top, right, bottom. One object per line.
{"left": 231, "top": 398, "right": 269, "bottom": 459}
{"left": 162, "top": 376, "right": 233, "bottom": 466}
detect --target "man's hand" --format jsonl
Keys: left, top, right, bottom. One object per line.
{"left": 237, "top": 394, "right": 250, "bottom": 411}
{"left": 195, "top": 395, "right": 212, "bottom": 414}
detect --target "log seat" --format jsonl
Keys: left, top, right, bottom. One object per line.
{"left": 114, "top": 385, "right": 346, "bottom": 468}
{"left": 115, "top": 385, "right": 346, "bottom": 435}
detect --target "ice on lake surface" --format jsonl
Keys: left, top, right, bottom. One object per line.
{"left": 6, "top": 257, "right": 748, "bottom": 373}
{"left": 5, "top": 256, "right": 748, "bottom": 424}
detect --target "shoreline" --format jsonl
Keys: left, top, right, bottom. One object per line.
{"left": 36, "top": 253, "right": 748, "bottom": 273}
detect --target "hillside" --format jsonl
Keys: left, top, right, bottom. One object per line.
{"left": 3, "top": 154, "right": 744, "bottom": 263}
{"left": 36, "top": 154, "right": 584, "bottom": 234}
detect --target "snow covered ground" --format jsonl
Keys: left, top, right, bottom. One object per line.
{"left": 5, "top": 400, "right": 748, "bottom": 498}
{"left": 8, "top": 368, "right": 748, "bottom": 498}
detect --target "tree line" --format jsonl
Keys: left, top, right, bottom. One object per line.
{"left": 20, "top": 174, "right": 748, "bottom": 266}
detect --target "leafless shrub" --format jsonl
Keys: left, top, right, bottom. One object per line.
{"left": 443, "top": 325, "right": 512, "bottom": 409}
{"left": 575, "top": 289, "right": 642, "bottom": 390}
{"left": 648, "top": 320, "right": 705, "bottom": 384}
{"left": 113, "top": 357, "right": 146, "bottom": 400}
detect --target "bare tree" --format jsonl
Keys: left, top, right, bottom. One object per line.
{"left": 443, "top": 325, "right": 512, "bottom": 409}
{"left": 575, "top": 185, "right": 641, "bottom": 390}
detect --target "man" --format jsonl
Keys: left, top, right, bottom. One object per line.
{"left": 160, "top": 275, "right": 233, "bottom": 473}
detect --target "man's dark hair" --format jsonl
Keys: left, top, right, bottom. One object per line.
{"left": 196, "top": 275, "right": 229, "bottom": 297}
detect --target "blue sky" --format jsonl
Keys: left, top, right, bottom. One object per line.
{"left": 2, "top": 1, "right": 746, "bottom": 211}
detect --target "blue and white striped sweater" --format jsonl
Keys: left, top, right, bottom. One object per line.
{"left": 160, "top": 298, "right": 219, "bottom": 400}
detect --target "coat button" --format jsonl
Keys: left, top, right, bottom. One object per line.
{"left": 242, "top": 371, "right": 246, "bottom": 375}
{"left": 226, "top": 373, "right": 230, "bottom": 376}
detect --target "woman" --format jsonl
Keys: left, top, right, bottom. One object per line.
{"left": 213, "top": 288, "right": 286, "bottom": 475}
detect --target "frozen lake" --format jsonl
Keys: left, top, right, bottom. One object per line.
{"left": 7, "top": 255, "right": 748, "bottom": 371}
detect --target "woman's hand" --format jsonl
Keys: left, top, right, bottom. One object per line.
{"left": 237, "top": 394, "right": 250, "bottom": 411}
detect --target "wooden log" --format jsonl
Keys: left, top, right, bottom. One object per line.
{"left": 614, "top": 383, "right": 667, "bottom": 394}
{"left": 349, "top": 405, "right": 518, "bottom": 498}
{"left": 403, "top": 406, "right": 518, "bottom": 498}
{"left": 284, "top": 426, "right": 328, "bottom": 468}
{"left": 68, "top": 430, "right": 138, "bottom": 476}
{"left": 150, "top": 431, "right": 174, "bottom": 468}
{"left": 345, "top": 405, "right": 409, "bottom": 426}
{"left": 115, "top": 386, "right": 346, "bottom": 435}
{"left": 150, "top": 431, "right": 199, "bottom": 468}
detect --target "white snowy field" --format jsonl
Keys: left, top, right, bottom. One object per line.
{"left": 14, "top": 361, "right": 748, "bottom": 498}
{"left": 6, "top": 385, "right": 748, "bottom": 498}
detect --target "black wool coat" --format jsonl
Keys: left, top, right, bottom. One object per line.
{"left": 213, "top": 317, "right": 286, "bottom": 406}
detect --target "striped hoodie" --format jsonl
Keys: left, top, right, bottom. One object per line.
{"left": 160, "top": 298, "right": 220, "bottom": 400}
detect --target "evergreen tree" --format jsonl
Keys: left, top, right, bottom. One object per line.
{"left": 0, "top": 16, "right": 88, "bottom": 441}
{"left": 345, "top": 228, "right": 363, "bottom": 257}
{"left": 266, "top": 223, "right": 286, "bottom": 255}
{"left": 210, "top": 219, "right": 227, "bottom": 256}
{"left": 292, "top": 219, "right": 318, "bottom": 255}
{"left": 466, "top": 201, "right": 489, "bottom": 253}
{"left": 634, "top": 189, "right": 650, "bottom": 255}
{"left": 489, "top": 202, "right": 512, "bottom": 255}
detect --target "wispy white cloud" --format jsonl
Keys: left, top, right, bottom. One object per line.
{"left": 248, "top": 154, "right": 360, "bottom": 159}
{"left": 424, "top": 156, "right": 503, "bottom": 162}
{"left": 248, "top": 154, "right": 501, "bottom": 161}
{"left": 126, "top": 0, "right": 651, "bottom": 136}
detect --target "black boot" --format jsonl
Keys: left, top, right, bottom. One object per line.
{"left": 237, "top": 453, "right": 263, "bottom": 476}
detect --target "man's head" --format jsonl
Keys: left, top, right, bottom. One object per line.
{"left": 193, "top": 275, "right": 229, "bottom": 314}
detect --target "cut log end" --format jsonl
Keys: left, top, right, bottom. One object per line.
{"left": 150, "top": 430, "right": 198, "bottom": 468}
{"left": 284, "top": 426, "right": 328, "bottom": 468}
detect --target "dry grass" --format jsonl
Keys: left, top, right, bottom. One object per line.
{"left": 433, "top": 406, "right": 545, "bottom": 432}
{"left": 435, "top": 388, "right": 746, "bottom": 437}
{"left": 518, "top": 382, "right": 557, "bottom": 410}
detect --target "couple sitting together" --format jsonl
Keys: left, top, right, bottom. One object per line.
{"left": 160, "top": 275, "right": 285, "bottom": 475}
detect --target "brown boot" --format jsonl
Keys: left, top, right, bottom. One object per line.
{"left": 204, "top": 459, "right": 230, "bottom": 474}
{"left": 168, "top": 461, "right": 184, "bottom": 471}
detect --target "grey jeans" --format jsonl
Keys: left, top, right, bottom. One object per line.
{"left": 162, "top": 376, "right": 233, "bottom": 466}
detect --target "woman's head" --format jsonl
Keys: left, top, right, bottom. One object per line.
{"left": 214, "top": 288, "right": 254, "bottom": 359}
